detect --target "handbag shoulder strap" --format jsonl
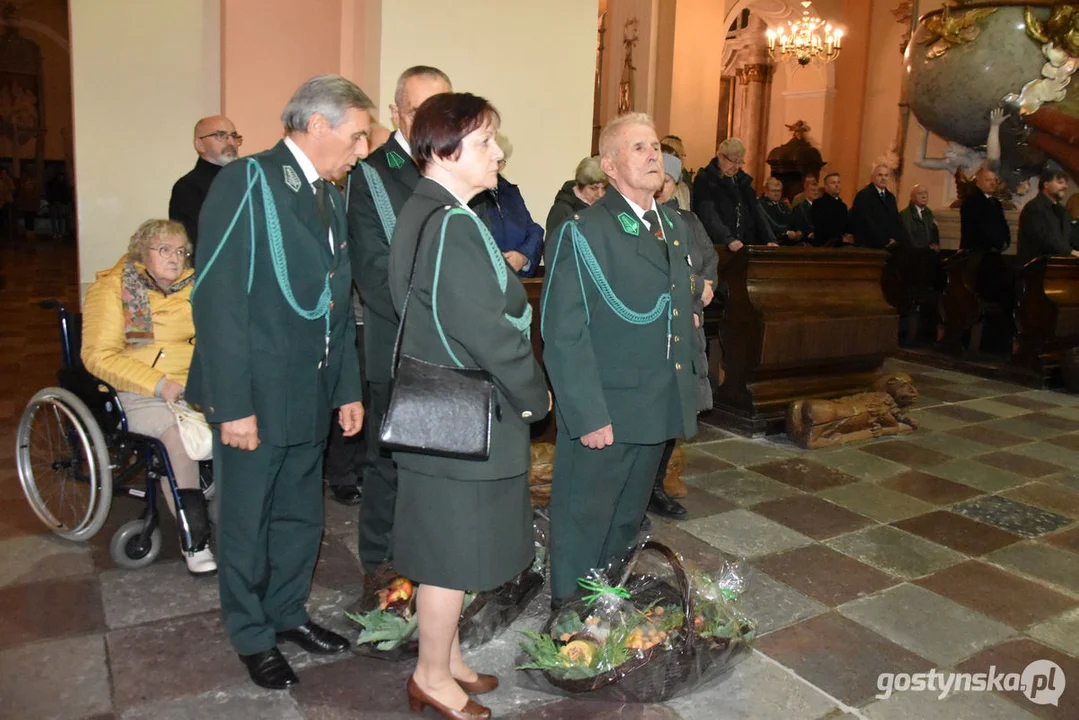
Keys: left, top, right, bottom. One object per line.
{"left": 389, "top": 204, "right": 452, "bottom": 381}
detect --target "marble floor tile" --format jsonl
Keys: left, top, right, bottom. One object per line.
{"left": 754, "top": 611, "right": 934, "bottom": 707}
{"left": 862, "top": 686, "right": 1038, "bottom": 720}
{"left": 916, "top": 369, "right": 983, "bottom": 386}
{"left": 739, "top": 566, "right": 828, "bottom": 636}
{"left": 0, "top": 576, "right": 106, "bottom": 650}
{"left": 748, "top": 458, "right": 860, "bottom": 493}
{"left": 1015, "top": 389, "right": 1079, "bottom": 407}
{"left": 680, "top": 509, "right": 813, "bottom": 559}
{"left": 288, "top": 652, "right": 417, "bottom": 718}
{"left": 679, "top": 446, "right": 736, "bottom": 480}
{"left": 957, "top": 399, "right": 1040, "bottom": 419}
{"left": 966, "top": 378, "right": 1030, "bottom": 396}
{"left": 879, "top": 471, "right": 982, "bottom": 506}
{"left": 859, "top": 440, "right": 953, "bottom": 469}
{"left": 903, "top": 431, "right": 996, "bottom": 460}
{"left": 662, "top": 484, "right": 738, "bottom": 521}
{"left": 950, "top": 495, "right": 1072, "bottom": 538}
{"left": 107, "top": 611, "right": 250, "bottom": 710}
{"left": 322, "top": 494, "right": 361, "bottom": 537}
{"left": 1044, "top": 470, "right": 1079, "bottom": 495}
{"left": 99, "top": 559, "right": 220, "bottom": 629}
{"left": 119, "top": 684, "right": 305, "bottom": 720}
{"left": 976, "top": 415, "right": 1068, "bottom": 441}
{"left": 1001, "top": 482, "right": 1079, "bottom": 520}
{"left": 994, "top": 394, "right": 1062, "bottom": 412}
{"left": 928, "top": 459, "right": 1030, "bottom": 493}
{"left": 922, "top": 386, "right": 983, "bottom": 403}
{"left": 1042, "top": 526, "right": 1079, "bottom": 555}
{"left": 1027, "top": 607, "right": 1079, "bottom": 659}
{"left": 891, "top": 510, "right": 1023, "bottom": 556}
{"left": 0, "top": 532, "right": 95, "bottom": 588}
{"left": 755, "top": 544, "right": 897, "bottom": 606}
{"left": 1020, "top": 411, "right": 1079, "bottom": 432}
{"left": 0, "top": 497, "right": 51, "bottom": 540}
{"left": 647, "top": 522, "right": 738, "bottom": 573}
{"left": 505, "top": 701, "right": 679, "bottom": 719}
{"left": 1044, "top": 432, "right": 1079, "bottom": 451}
{"left": 311, "top": 534, "right": 366, "bottom": 593}
{"left": 837, "top": 584, "right": 1014, "bottom": 666}
{"left": 810, "top": 448, "right": 908, "bottom": 481}
{"left": 688, "top": 421, "right": 734, "bottom": 444}
{"left": 955, "top": 638, "right": 1078, "bottom": 720}
{"left": 1043, "top": 405, "right": 1079, "bottom": 422}
{"left": 699, "top": 439, "right": 799, "bottom": 467}
{"left": 1006, "top": 441, "right": 1079, "bottom": 472}
{"left": 751, "top": 495, "right": 874, "bottom": 540}
{"left": 691, "top": 468, "right": 800, "bottom": 507}
{"left": 945, "top": 424, "right": 1031, "bottom": 449}
{"left": 915, "top": 560, "right": 1075, "bottom": 629}
{"left": 827, "top": 525, "right": 965, "bottom": 580}
{"left": 904, "top": 409, "right": 969, "bottom": 432}
{"left": 818, "top": 482, "right": 936, "bottom": 523}
{"left": 665, "top": 650, "right": 839, "bottom": 720}
{"left": 0, "top": 634, "right": 112, "bottom": 720}
{"left": 986, "top": 542, "right": 1079, "bottom": 594}
{"left": 925, "top": 404, "right": 998, "bottom": 424}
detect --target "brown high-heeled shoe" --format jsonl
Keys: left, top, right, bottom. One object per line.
{"left": 456, "top": 673, "right": 499, "bottom": 694}
{"left": 407, "top": 676, "right": 491, "bottom": 720}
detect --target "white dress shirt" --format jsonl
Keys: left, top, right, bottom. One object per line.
{"left": 284, "top": 136, "right": 334, "bottom": 254}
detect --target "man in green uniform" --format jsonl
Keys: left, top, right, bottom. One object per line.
{"left": 346, "top": 65, "right": 451, "bottom": 598}
{"left": 188, "top": 74, "right": 372, "bottom": 690}
{"left": 542, "top": 113, "right": 699, "bottom": 607}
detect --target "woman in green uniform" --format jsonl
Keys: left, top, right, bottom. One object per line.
{"left": 387, "top": 93, "right": 550, "bottom": 720}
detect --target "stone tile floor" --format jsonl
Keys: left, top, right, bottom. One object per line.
{"left": 1, "top": 243, "right": 1078, "bottom": 718}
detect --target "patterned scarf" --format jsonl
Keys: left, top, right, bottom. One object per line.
{"left": 121, "top": 257, "right": 193, "bottom": 346}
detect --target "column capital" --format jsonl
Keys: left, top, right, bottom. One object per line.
{"left": 736, "top": 63, "right": 774, "bottom": 84}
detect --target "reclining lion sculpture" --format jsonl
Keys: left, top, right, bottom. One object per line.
{"left": 787, "top": 373, "right": 919, "bottom": 449}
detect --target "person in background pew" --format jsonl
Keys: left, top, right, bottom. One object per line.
{"left": 470, "top": 144, "right": 544, "bottom": 277}
{"left": 791, "top": 176, "right": 819, "bottom": 244}
{"left": 959, "top": 166, "right": 1010, "bottom": 253}
{"left": 544, "top": 156, "right": 607, "bottom": 242}
{"left": 759, "top": 176, "right": 803, "bottom": 245}
{"left": 899, "top": 185, "right": 940, "bottom": 251}
{"left": 812, "top": 172, "right": 853, "bottom": 247}
{"left": 851, "top": 164, "right": 906, "bottom": 250}
{"left": 693, "top": 137, "right": 777, "bottom": 250}
{"left": 660, "top": 135, "right": 692, "bottom": 210}
{"left": 1017, "top": 165, "right": 1079, "bottom": 263}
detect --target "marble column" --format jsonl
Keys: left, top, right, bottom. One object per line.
{"left": 735, "top": 62, "right": 774, "bottom": 186}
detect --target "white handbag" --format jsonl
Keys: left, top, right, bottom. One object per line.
{"left": 167, "top": 401, "right": 213, "bottom": 461}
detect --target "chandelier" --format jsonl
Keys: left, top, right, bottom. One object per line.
{"left": 766, "top": 1, "right": 843, "bottom": 66}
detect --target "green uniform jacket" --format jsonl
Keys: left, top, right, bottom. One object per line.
{"left": 188, "top": 140, "right": 363, "bottom": 447}
{"left": 542, "top": 189, "right": 699, "bottom": 444}
{"left": 387, "top": 178, "right": 550, "bottom": 480}
{"left": 346, "top": 134, "right": 419, "bottom": 383}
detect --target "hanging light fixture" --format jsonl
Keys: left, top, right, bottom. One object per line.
{"left": 766, "top": 1, "right": 843, "bottom": 66}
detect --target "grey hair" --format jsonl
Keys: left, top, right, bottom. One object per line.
{"left": 598, "top": 112, "right": 655, "bottom": 158}
{"left": 394, "top": 65, "right": 452, "bottom": 108}
{"left": 128, "top": 219, "right": 189, "bottom": 264}
{"left": 717, "top": 137, "right": 746, "bottom": 159}
{"left": 281, "top": 74, "right": 375, "bottom": 133}
{"left": 574, "top": 156, "right": 607, "bottom": 187}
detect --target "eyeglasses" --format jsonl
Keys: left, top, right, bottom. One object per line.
{"left": 198, "top": 131, "right": 243, "bottom": 145}
{"left": 721, "top": 154, "right": 745, "bottom": 166}
{"left": 149, "top": 246, "right": 190, "bottom": 260}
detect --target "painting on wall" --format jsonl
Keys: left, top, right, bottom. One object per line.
{"left": 716, "top": 76, "right": 735, "bottom": 149}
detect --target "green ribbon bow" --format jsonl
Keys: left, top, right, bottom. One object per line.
{"left": 577, "top": 577, "right": 632, "bottom": 606}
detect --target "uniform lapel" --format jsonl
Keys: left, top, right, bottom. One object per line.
{"left": 268, "top": 141, "right": 333, "bottom": 263}
{"left": 601, "top": 191, "right": 669, "bottom": 275}
{"left": 383, "top": 135, "right": 421, "bottom": 198}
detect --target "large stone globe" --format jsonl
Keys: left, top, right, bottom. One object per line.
{"left": 906, "top": 5, "right": 1048, "bottom": 148}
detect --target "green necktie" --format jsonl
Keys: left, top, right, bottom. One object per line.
{"left": 313, "top": 179, "right": 331, "bottom": 233}
{"left": 642, "top": 209, "right": 668, "bottom": 259}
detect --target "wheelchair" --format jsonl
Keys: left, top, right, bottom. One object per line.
{"left": 15, "top": 300, "right": 215, "bottom": 569}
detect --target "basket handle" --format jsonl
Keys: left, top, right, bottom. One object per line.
{"left": 616, "top": 540, "right": 695, "bottom": 652}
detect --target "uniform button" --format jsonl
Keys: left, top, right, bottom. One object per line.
{"left": 318, "top": 360, "right": 323, "bottom": 369}
{"left": 674, "top": 335, "right": 680, "bottom": 343}
{"left": 675, "top": 362, "right": 682, "bottom": 370}
{"left": 329, "top": 271, "right": 335, "bottom": 279}
{"left": 671, "top": 284, "right": 675, "bottom": 290}
{"left": 672, "top": 308, "right": 679, "bottom": 317}
{"left": 340, "top": 241, "right": 347, "bottom": 249}
{"left": 329, "top": 300, "right": 335, "bottom": 310}
{"left": 522, "top": 410, "right": 533, "bottom": 419}
{"left": 673, "top": 240, "right": 680, "bottom": 246}
{"left": 208, "top": 406, "right": 215, "bottom": 414}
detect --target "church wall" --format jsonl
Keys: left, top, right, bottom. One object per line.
{"left": 378, "top": 0, "right": 598, "bottom": 224}
{"left": 70, "top": 0, "right": 221, "bottom": 288}
{"left": 765, "top": 63, "right": 832, "bottom": 178}
{"left": 665, "top": 0, "right": 726, "bottom": 175}
{"left": 855, "top": 0, "right": 907, "bottom": 190}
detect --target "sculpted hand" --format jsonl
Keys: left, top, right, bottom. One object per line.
{"left": 221, "top": 415, "right": 260, "bottom": 451}
{"left": 338, "top": 401, "right": 365, "bottom": 437}
{"left": 159, "top": 379, "right": 185, "bottom": 403}
{"left": 727, "top": 240, "right": 745, "bottom": 252}
{"left": 503, "top": 251, "right": 529, "bottom": 272}
{"left": 702, "top": 280, "right": 715, "bottom": 307}
{"left": 989, "top": 107, "right": 1009, "bottom": 127}
{"left": 580, "top": 424, "right": 614, "bottom": 449}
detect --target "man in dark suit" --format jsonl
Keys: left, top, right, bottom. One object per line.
{"left": 851, "top": 164, "right": 906, "bottom": 249}
{"left": 188, "top": 75, "right": 371, "bottom": 690}
{"left": 790, "top": 175, "right": 818, "bottom": 243}
{"left": 168, "top": 115, "right": 241, "bottom": 250}
{"left": 759, "top": 176, "right": 802, "bottom": 244}
{"left": 813, "top": 172, "right": 853, "bottom": 247}
{"left": 1018, "top": 166, "right": 1079, "bottom": 263}
{"left": 899, "top": 184, "right": 940, "bottom": 250}
{"left": 543, "top": 114, "right": 698, "bottom": 607}
{"left": 346, "top": 66, "right": 451, "bottom": 599}
{"left": 960, "top": 166, "right": 1011, "bottom": 252}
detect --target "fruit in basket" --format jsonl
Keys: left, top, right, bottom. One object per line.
{"left": 560, "top": 639, "right": 597, "bottom": 664}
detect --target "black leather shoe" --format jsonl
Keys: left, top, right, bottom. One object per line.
{"left": 648, "top": 486, "right": 688, "bottom": 519}
{"left": 329, "top": 483, "right": 362, "bottom": 506}
{"left": 239, "top": 647, "right": 298, "bottom": 690}
{"left": 277, "top": 621, "right": 350, "bottom": 655}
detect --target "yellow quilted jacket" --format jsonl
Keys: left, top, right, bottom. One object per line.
{"left": 81, "top": 256, "right": 195, "bottom": 397}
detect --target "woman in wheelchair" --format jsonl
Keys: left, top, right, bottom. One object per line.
{"left": 81, "top": 219, "right": 216, "bottom": 576}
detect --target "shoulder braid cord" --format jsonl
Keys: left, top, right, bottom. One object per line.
{"left": 192, "top": 158, "right": 331, "bottom": 339}
{"left": 432, "top": 208, "right": 533, "bottom": 368}
{"left": 540, "top": 216, "right": 672, "bottom": 342}
{"left": 359, "top": 161, "right": 397, "bottom": 243}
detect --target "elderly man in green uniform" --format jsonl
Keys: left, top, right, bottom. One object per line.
{"left": 189, "top": 74, "right": 372, "bottom": 691}
{"left": 542, "top": 113, "right": 699, "bottom": 607}
{"left": 346, "top": 65, "right": 451, "bottom": 601}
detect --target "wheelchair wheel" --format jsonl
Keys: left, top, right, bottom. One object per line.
{"left": 109, "top": 519, "right": 162, "bottom": 569}
{"left": 16, "top": 387, "right": 113, "bottom": 541}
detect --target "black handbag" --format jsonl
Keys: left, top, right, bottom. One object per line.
{"left": 378, "top": 207, "right": 494, "bottom": 460}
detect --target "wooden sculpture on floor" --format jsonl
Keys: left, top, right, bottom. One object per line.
{"left": 786, "top": 373, "right": 919, "bottom": 449}
{"left": 527, "top": 442, "right": 687, "bottom": 506}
